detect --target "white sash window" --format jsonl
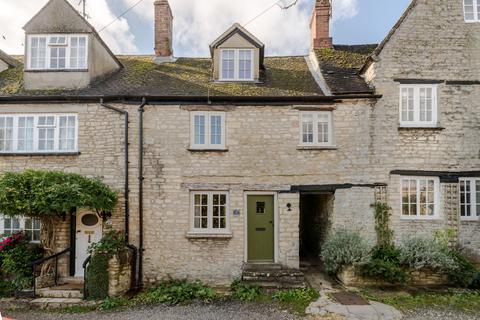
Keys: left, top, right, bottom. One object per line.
{"left": 27, "top": 34, "right": 88, "bottom": 70}
{"left": 0, "top": 114, "right": 78, "bottom": 154}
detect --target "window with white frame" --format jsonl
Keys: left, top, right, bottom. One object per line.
{"left": 191, "top": 191, "right": 229, "bottom": 233}
{"left": 27, "top": 34, "right": 88, "bottom": 70}
{"left": 399, "top": 84, "right": 438, "bottom": 127}
{"left": 0, "top": 114, "right": 78, "bottom": 153}
{"left": 190, "top": 112, "right": 226, "bottom": 149}
{"left": 401, "top": 177, "right": 440, "bottom": 219}
{"left": 0, "top": 215, "right": 41, "bottom": 242}
{"left": 459, "top": 178, "right": 480, "bottom": 220}
{"left": 220, "top": 49, "right": 254, "bottom": 81}
{"left": 464, "top": 0, "right": 480, "bottom": 22}
{"left": 300, "top": 111, "right": 333, "bottom": 146}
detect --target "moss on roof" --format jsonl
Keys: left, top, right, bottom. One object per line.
{"left": 316, "top": 48, "right": 371, "bottom": 70}
{"left": 0, "top": 66, "right": 23, "bottom": 95}
{"left": 0, "top": 55, "right": 324, "bottom": 97}
{"left": 315, "top": 45, "right": 377, "bottom": 95}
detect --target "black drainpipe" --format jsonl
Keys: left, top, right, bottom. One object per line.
{"left": 100, "top": 98, "right": 145, "bottom": 289}
{"left": 138, "top": 98, "right": 146, "bottom": 288}
{"left": 100, "top": 99, "right": 131, "bottom": 240}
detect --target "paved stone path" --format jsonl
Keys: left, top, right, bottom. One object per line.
{"left": 304, "top": 268, "right": 403, "bottom": 320}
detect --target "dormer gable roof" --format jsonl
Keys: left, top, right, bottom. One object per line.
{"left": 209, "top": 23, "right": 265, "bottom": 66}
{"left": 23, "top": 0, "right": 122, "bottom": 68}
{"left": 0, "top": 49, "right": 21, "bottom": 68}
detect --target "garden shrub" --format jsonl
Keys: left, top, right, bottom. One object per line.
{"left": 470, "top": 272, "right": 480, "bottom": 289}
{"left": 133, "top": 281, "right": 217, "bottom": 305}
{"left": 446, "top": 250, "right": 478, "bottom": 288}
{"left": 321, "top": 230, "right": 371, "bottom": 274}
{"left": 85, "top": 253, "right": 109, "bottom": 300}
{"left": 399, "top": 236, "right": 457, "bottom": 272}
{"left": 0, "top": 232, "right": 42, "bottom": 291}
{"left": 361, "top": 245, "right": 408, "bottom": 284}
{"left": 86, "top": 229, "right": 128, "bottom": 300}
{"left": 231, "top": 280, "right": 262, "bottom": 301}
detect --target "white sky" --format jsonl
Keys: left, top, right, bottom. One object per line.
{"left": 0, "top": 0, "right": 359, "bottom": 56}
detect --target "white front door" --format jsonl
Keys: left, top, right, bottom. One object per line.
{"left": 75, "top": 212, "right": 102, "bottom": 277}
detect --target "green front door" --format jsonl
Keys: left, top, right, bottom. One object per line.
{"left": 247, "top": 195, "right": 274, "bottom": 262}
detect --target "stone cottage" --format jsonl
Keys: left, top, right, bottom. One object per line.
{"left": 0, "top": 0, "right": 478, "bottom": 293}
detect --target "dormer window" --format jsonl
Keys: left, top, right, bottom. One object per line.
{"left": 220, "top": 49, "right": 253, "bottom": 81}
{"left": 210, "top": 23, "right": 264, "bottom": 83}
{"left": 27, "top": 34, "right": 88, "bottom": 70}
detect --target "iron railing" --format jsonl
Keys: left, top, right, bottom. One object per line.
{"left": 27, "top": 247, "right": 71, "bottom": 297}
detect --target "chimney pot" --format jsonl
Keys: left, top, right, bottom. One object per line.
{"left": 311, "top": 0, "right": 333, "bottom": 49}
{"left": 154, "top": 0, "right": 173, "bottom": 59}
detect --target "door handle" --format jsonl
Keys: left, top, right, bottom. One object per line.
{"left": 76, "top": 230, "right": 81, "bottom": 233}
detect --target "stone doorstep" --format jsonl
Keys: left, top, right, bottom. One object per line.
{"left": 58, "top": 277, "right": 85, "bottom": 285}
{"left": 243, "top": 263, "right": 283, "bottom": 271}
{"left": 30, "top": 298, "right": 98, "bottom": 310}
{"left": 242, "top": 270, "right": 305, "bottom": 278}
{"left": 36, "top": 287, "right": 83, "bottom": 299}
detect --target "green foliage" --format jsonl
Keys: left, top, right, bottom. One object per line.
{"left": 361, "top": 290, "right": 480, "bottom": 313}
{"left": 361, "top": 246, "right": 408, "bottom": 284}
{"left": 231, "top": 281, "right": 262, "bottom": 302}
{"left": 88, "top": 229, "right": 126, "bottom": 258}
{"left": 273, "top": 287, "right": 319, "bottom": 315}
{"left": 0, "top": 279, "right": 14, "bottom": 297}
{"left": 446, "top": 250, "right": 478, "bottom": 288}
{"left": 470, "top": 272, "right": 480, "bottom": 289}
{"left": 399, "top": 236, "right": 457, "bottom": 272}
{"left": 321, "top": 230, "right": 371, "bottom": 274}
{"left": 0, "top": 170, "right": 118, "bottom": 218}
{"left": 372, "top": 202, "right": 394, "bottom": 247}
{"left": 99, "top": 297, "right": 128, "bottom": 311}
{"left": 0, "top": 232, "right": 42, "bottom": 291}
{"left": 86, "top": 254, "right": 109, "bottom": 300}
{"left": 434, "top": 229, "right": 457, "bottom": 248}
{"left": 132, "top": 281, "right": 217, "bottom": 305}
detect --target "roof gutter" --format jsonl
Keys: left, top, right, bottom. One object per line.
{"left": 0, "top": 94, "right": 381, "bottom": 105}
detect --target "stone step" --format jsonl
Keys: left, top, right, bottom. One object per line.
{"left": 30, "top": 298, "right": 92, "bottom": 310}
{"left": 36, "top": 288, "right": 83, "bottom": 299}
{"left": 243, "top": 263, "right": 282, "bottom": 271}
{"left": 242, "top": 270, "right": 305, "bottom": 278}
{"left": 242, "top": 268, "right": 307, "bottom": 289}
{"left": 245, "top": 281, "right": 307, "bottom": 290}
{"left": 58, "top": 277, "right": 84, "bottom": 285}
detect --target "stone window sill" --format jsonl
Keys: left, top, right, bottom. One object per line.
{"left": 398, "top": 127, "right": 445, "bottom": 131}
{"left": 0, "top": 152, "right": 81, "bottom": 157}
{"left": 188, "top": 148, "right": 229, "bottom": 153}
{"left": 24, "top": 69, "right": 89, "bottom": 73}
{"left": 297, "top": 145, "right": 337, "bottom": 151}
{"left": 186, "top": 232, "right": 233, "bottom": 239}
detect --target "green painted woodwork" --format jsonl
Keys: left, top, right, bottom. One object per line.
{"left": 247, "top": 195, "right": 274, "bottom": 262}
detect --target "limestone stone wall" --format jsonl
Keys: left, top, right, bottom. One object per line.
{"left": 0, "top": 103, "right": 129, "bottom": 278}
{"left": 108, "top": 251, "right": 132, "bottom": 297}
{"left": 366, "top": 0, "right": 480, "bottom": 258}
{"left": 339, "top": 266, "right": 449, "bottom": 287}
{"left": 332, "top": 187, "right": 376, "bottom": 243}
{"left": 139, "top": 101, "right": 379, "bottom": 285}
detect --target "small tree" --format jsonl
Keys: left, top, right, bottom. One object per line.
{"left": 0, "top": 170, "right": 118, "bottom": 275}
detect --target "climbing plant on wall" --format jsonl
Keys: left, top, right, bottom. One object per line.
{"left": 372, "top": 202, "right": 394, "bottom": 248}
{"left": 0, "top": 170, "right": 118, "bottom": 274}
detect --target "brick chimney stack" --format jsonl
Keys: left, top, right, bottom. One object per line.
{"left": 311, "top": 0, "right": 333, "bottom": 49}
{"left": 154, "top": 0, "right": 174, "bottom": 62}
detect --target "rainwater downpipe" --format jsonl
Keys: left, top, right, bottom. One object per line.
{"left": 138, "top": 98, "right": 147, "bottom": 288}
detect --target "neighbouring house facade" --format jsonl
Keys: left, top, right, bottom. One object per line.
{"left": 0, "top": 0, "right": 478, "bottom": 288}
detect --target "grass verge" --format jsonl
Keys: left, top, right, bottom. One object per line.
{"left": 360, "top": 289, "right": 480, "bottom": 313}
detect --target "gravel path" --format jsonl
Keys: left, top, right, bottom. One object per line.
{"left": 6, "top": 301, "right": 300, "bottom": 320}
{"left": 403, "top": 308, "right": 480, "bottom": 320}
